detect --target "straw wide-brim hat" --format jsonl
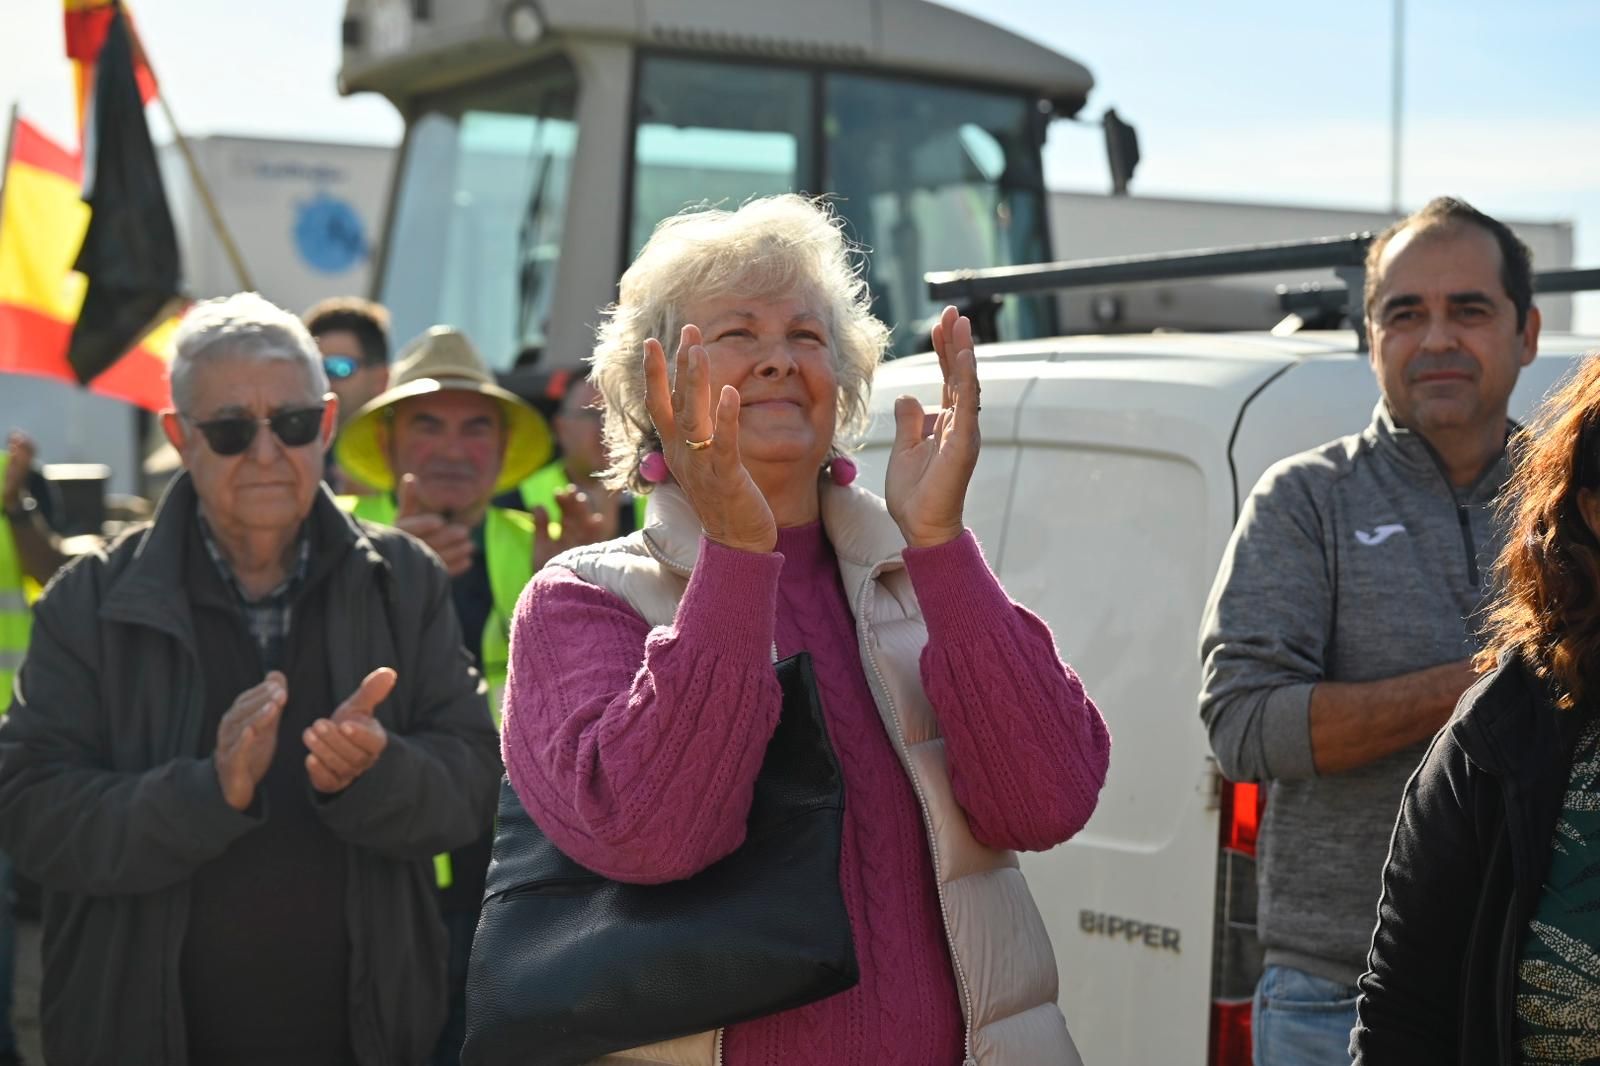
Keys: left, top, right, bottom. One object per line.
{"left": 335, "top": 326, "right": 553, "bottom": 495}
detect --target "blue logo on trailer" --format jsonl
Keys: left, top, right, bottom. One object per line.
{"left": 294, "top": 193, "right": 368, "bottom": 275}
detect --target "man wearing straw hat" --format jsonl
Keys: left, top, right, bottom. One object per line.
{"left": 336, "top": 326, "right": 559, "bottom": 693}
{"left": 334, "top": 324, "right": 570, "bottom": 1066}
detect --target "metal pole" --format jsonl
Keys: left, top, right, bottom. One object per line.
{"left": 926, "top": 233, "right": 1375, "bottom": 303}
{"left": 152, "top": 95, "right": 256, "bottom": 291}
{"left": 0, "top": 105, "right": 18, "bottom": 219}
{"left": 123, "top": 11, "right": 256, "bottom": 291}
{"left": 1390, "top": 0, "right": 1404, "bottom": 213}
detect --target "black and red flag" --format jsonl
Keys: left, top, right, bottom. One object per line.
{"left": 65, "top": 1, "right": 183, "bottom": 385}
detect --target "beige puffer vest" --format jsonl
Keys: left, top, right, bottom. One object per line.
{"left": 548, "top": 482, "right": 1082, "bottom": 1066}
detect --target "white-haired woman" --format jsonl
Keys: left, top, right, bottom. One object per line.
{"left": 500, "top": 195, "right": 1110, "bottom": 1065}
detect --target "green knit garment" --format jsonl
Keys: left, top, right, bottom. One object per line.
{"left": 1516, "top": 715, "right": 1600, "bottom": 1064}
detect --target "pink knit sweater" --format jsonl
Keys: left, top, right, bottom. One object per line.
{"left": 502, "top": 523, "right": 1110, "bottom": 1065}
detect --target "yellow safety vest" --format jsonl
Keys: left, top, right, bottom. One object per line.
{"left": 340, "top": 493, "right": 533, "bottom": 891}
{"left": 339, "top": 494, "right": 531, "bottom": 720}
{"left": 519, "top": 460, "right": 647, "bottom": 535}
{"left": 0, "top": 456, "right": 34, "bottom": 712}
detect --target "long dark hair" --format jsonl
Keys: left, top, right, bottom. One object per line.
{"left": 1479, "top": 353, "right": 1600, "bottom": 707}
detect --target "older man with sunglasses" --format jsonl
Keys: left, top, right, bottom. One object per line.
{"left": 0, "top": 293, "right": 502, "bottom": 1066}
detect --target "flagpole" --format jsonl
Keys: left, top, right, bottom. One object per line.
{"left": 0, "top": 105, "right": 18, "bottom": 220}
{"left": 152, "top": 96, "right": 256, "bottom": 292}
{"left": 120, "top": 9, "right": 256, "bottom": 292}
{"left": 1389, "top": 0, "right": 1405, "bottom": 213}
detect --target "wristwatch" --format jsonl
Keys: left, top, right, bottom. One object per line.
{"left": 2, "top": 493, "right": 36, "bottom": 521}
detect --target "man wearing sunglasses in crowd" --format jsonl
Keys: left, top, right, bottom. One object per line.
{"left": 304, "top": 296, "right": 392, "bottom": 495}
{"left": 0, "top": 293, "right": 502, "bottom": 1066}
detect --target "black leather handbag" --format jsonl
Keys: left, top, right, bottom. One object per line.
{"left": 462, "top": 652, "right": 859, "bottom": 1066}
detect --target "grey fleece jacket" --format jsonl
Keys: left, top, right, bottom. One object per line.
{"left": 1198, "top": 401, "right": 1511, "bottom": 986}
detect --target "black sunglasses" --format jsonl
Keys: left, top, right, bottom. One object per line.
{"left": 186, "top": 406, "right": 326, "bottom": 456}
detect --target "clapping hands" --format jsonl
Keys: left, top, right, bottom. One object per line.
{"left": 303, "top": 668, "right": 396, "bottom": 794}
{"left": 394, "top": 473, "right": 475, "bottom": 577}
{"left": 885, "top": 306, "right": 981, "bottom": 549}
{"left": 642, "top": 325, "right": 777, "bottom": 554}
{"left": 213, "top": 668, "right": 398, "bottom": 809}
{"left": 531, "top": 487, "right": 617, "bottom": 572}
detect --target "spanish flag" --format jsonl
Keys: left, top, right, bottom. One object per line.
{"left": 0, "top": 115, "right": 176, "bottom": 412}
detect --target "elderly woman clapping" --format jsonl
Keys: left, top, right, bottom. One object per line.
{"left": 500, "top": 195, "right": 1110, "bottom": 1066}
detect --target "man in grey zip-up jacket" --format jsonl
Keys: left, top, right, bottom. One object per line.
{"left": 1198, "top": 197, "right": 1542, "bottom": 1065}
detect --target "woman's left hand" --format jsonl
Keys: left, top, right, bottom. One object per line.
{"left": 885, "top": 305, "right": 980, "bottom": 549}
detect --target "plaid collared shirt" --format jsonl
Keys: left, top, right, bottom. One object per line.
{"left": 197, "top": 517, "right": 311, "bottom": 671}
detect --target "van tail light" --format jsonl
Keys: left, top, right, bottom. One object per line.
{"left": 1210, "top": 775, "right": 1267, "bottom": 1066}
{"left": 1209, "top": 999, "right": 1252, "bottom": 1066}
{"left": 1221, "top": 779, "right": 1263, "bottom": 857}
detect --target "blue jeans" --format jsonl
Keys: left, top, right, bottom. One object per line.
{"left": 1252, "top": 964, "right": 1360, "bottom": 1066}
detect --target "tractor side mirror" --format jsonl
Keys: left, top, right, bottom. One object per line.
{"left": 1103, "top": 108, "right": 1140, "bottom": 196}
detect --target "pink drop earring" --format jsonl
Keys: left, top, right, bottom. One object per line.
{"left": 827, "top": 457, "right": 857, "bottom": 487}
{"left": 639, "top": 451, "right": 670, "bottom": 484}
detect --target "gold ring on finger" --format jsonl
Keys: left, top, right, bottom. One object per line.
{"left": 684, "top": 436, "right": 714, "bottom": 451}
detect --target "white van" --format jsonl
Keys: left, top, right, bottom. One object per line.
{"left": 853, "top": 327, "right": 1600, "bottom": 1066}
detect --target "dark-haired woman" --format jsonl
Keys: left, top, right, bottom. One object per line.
{"left": 1353, "top": 353, "right": 1600, "bottom": 1065}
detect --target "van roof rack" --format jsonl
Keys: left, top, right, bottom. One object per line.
{"left": 1275, "top": 266, "right": 1600, "bottom": 332}
{"left": 925, "top": 236, "right": 1600, "bottom": 351}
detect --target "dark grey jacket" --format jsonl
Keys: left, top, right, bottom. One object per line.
{"left": 1199, "top": 403, "right": 1512, "bottom": 984}
{"left": 0, "top": 475, "right": 502, "bottom": 1066}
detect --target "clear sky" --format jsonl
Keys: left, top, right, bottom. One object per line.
{"left": 3, "top": 0, "right": 1596, "bottom": 325}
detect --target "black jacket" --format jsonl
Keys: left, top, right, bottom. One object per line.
{"left": 0, "top": 475, "right": 503, "bottom": 1066}
{"left": 1352, "top": 653, "right": 1590, "bottom": 1064}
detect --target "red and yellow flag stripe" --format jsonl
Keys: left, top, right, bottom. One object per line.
{"left": 64, "top": 1, "right": 159, "bottom": 132}
{"left": 0, "top": 117, "right": 177, "bottom": 411}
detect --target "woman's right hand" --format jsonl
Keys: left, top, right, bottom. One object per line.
{"left": 643, "top": 325, "right": 777, "bottom": 553}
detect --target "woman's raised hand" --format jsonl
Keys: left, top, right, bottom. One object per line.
{"left": 885, "top": 305, "right": 981, "bottom": 549}
{"left": 643, "top": 325, "right": 777, "bottom": 553}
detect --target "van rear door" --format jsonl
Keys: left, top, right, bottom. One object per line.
{"left": 860, "top": 336, "right": 1301, "bottom": 1066}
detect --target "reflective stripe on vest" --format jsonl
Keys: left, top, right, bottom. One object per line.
{"left": 434, "top": 853, "right": 454, "bottom": 890}
{"left": 0, "top": 455, "right": 32, "bottom": 710}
